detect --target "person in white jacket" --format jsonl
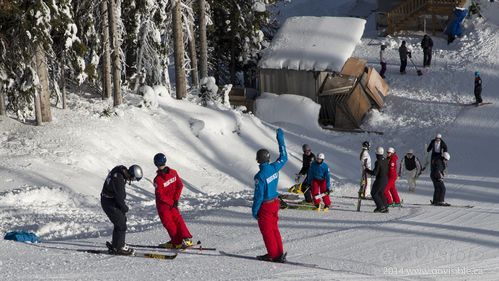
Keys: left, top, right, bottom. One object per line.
{"left": 398, "top": 149, "right": 422, "bottom": 192}
{"left": 359, "top": 141, "right": 372, "bottom": 199}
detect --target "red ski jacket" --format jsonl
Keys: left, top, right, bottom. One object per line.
{"left": 388, "top": 153, "right": 398, "bottom": 180}
{"left": 154, "top": 167, "right": 183, "bottom": 207}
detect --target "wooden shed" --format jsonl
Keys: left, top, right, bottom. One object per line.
{"left": 258, "top": 16, "right": 389, "bottom": 129}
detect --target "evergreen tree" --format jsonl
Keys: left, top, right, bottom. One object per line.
{"left": 207, "top": 0, "right": 280, "bottom": 87}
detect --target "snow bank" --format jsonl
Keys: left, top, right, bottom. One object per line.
{"left": 255, "top": 93, "right": 322, "bottom": 131}
{"left": 139, "top": 85, "right": 158, "bottom": 109}
{"left": 259, "top": 16, "right": 366, "bottom": 72}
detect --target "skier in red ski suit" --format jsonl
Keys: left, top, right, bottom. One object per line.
{"left": 153, "top": 153, "right": 193, "bottom": 248}
{"left": 384, "top": 147, "right": 401, "bottom": 206}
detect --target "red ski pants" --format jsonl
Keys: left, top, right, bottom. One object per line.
{"left": 384, "top": 178, "right": 400, "bottom": 205}
{"left": 312, "top": 179, "right": 331, "bottom": 207}
{"left": 157, "top": 202, "right": 192, "bottom": 245}
{"left": 257, "top": 199, "right": 283, "bottom": 259}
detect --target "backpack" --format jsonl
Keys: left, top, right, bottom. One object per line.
{"left": 4, "top": 231, "right": 39, "bottom": 243}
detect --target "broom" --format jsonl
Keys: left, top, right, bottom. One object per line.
{"left": 409, "top": 57, "right": 423, "bottom": 76}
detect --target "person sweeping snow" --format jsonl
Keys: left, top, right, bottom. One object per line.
{"left": 153, "top": 153, "right": 193, "bottom": 249}
{"left": 253, "top": 128, "right": 288, "bottom": 262}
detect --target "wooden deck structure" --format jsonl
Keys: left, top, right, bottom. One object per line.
{"left": 377, "top": 0, "right": 468, "bottom": 35}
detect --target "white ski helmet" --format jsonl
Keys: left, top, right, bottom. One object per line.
{"left": 387, "top": 147, "right": 395, "bottom": 153}
{"left": 376, "top": 146, "right": 384, "bottom": 155}
{"left": 317, "top": 153, "right": 325, "bottom": 160}
{"left": 436, "top": 133, "right": 442, "bottom": 139}
{"left": 407, "top": 149, "right": 414, "bottom": 154}
{"left": 443, "top": 152, "right": 450, "bottom": 161}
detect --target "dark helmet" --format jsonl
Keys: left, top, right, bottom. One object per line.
{"left": 362, "top": 141, "right": 370, "bottom": 150}
{"left": 128, "top": 165, "right": 143, "bottom": 181}
{"left": 154, "top": 153, "right": 167, "bottom": 167}
{"left": 302, "top": 144, "right": 311, "bottom": 152}
{"left": 256, "top": 149, "right": 270, "bottom": 164}
{"left": 402, "top": 40, "right": 406, "bottom": 45}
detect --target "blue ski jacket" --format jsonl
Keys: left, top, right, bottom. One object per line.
{"left": 306, "top": 161, "right": 331, "bottom": 190}
{"left": 252, "top": 129, "right": 287, "bottom": 219}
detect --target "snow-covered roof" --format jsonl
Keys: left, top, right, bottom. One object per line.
{"left": 259, "top": 16, "right": 366, "bottom": 72}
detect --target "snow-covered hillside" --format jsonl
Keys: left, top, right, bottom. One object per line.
{"left": 1, "top": 0, "right": 499, "bottom": 280}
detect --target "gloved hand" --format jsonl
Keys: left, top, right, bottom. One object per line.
{"left": 276, "top": 128, "right": 284, "bottom": 143}
{"left": 408, "top": 52, "right": 412, "bottom": 58}
{"left": 253, "top": 215, "right": 258, "bottom": 220}
{"left": 171, "top": 201, "right": 179, "bottom": 209}
{"left": 326, "top": 187, "right": 331, "bottom": 194}
{"left": 122, "top": 205, "right": 129, "bottom": 213}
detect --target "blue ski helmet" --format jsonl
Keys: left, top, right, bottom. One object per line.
{"left": 154, "top": 153, "right": 167, "bottom": 167}
{"left": 475, "top": 71, "right": 480, "bottom": 77}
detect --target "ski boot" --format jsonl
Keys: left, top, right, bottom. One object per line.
{"left": 323, "top": 205, "right": 330, "bottom": 212}
{"left": 178, "top": 238, "right": 193, "bottom": 249}
{"left": 436, "top": 201, "right": 451, "bottom": 206}
{"left": 106, "top": 241, "right": 135, "bottom": 256}
{"left": 380, "top": 207, "right": 389, "bottom": 213}
{"left": 256, "top": 253, "right": 272, "bottom": 261}
{"left": 116, "top": 245, "right": 135, "bottom": 255}
{"left": 274, "top": 252, "right": 287, "bottom": 263}
{"left": 159, "top": 241, "right": 175, "bottom": 249}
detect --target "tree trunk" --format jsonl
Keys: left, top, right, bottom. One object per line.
{"left": 60, "top": 51, "right": 67, "bottom": 109}
{"left": 108, "top": 0, "right": 122, "bottom": 106}
{"left": 0, "top": 80, "right": 5, "bottom": 116}
{"left": 173, "top": 0, "right": 187, "bottom": 99}
{"left": 133, "top": 21, "right": 148, "bottom": 94}
{"left": 198, "top": 0, "right": 208, "bottom": 79}
{"left": 35, "top": 43, "right": 52, "bottom": 122}
{"left": 188, "top": 19, "right": 199, "bottom": 87}
{"left": 34, "top": 90, "right": 42, "bottom": 126}
{"left": 101, "top": 0, "right": 112, "bottom": 100}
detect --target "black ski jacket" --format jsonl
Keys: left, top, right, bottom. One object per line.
{"left": 299, "top": 152, "right": 316, "bottom": 175}
{"left": 101, "top": 165, "right": 129, "bottom": 213}
{"left": 366, "top": 155, "right": 389, "bottom": 189}
{"left": 421, "top": 36, "right": 433, "bottom": 51}
{"left": 427, "top": 139, "right": 448, "bottom": 159}
{"left": 474, "top": 77, "right": 482, "bottom": 95}
{"left": 430, "top": 157, "right": 447, "bottom": 181}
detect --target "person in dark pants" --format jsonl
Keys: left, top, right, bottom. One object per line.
{"left": 101, "top": 164, "right": 143, "bottom": 255}
{"left": 421, "top": 34, "right": 434, "bottom": 67}
{"left": 430, "top": 152, "right": 450, "bottom": 206}
{"left": 474, "top": 71, "right": 483, "bottom": 104}
{"left": 365, "top": 146, "right": 389, "bottom": 213}
{"left": 380, "top": 44, "right": 387, "bottom": 78}
{"left": 297, "top": 144, "right": 315, "bottom": 202}
{"left": 398, "top": 41, "right": 411, "bottom": 74}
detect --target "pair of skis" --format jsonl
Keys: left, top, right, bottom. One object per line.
{"left": 79, "top": 241, "right": 216, "bottom": 260}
